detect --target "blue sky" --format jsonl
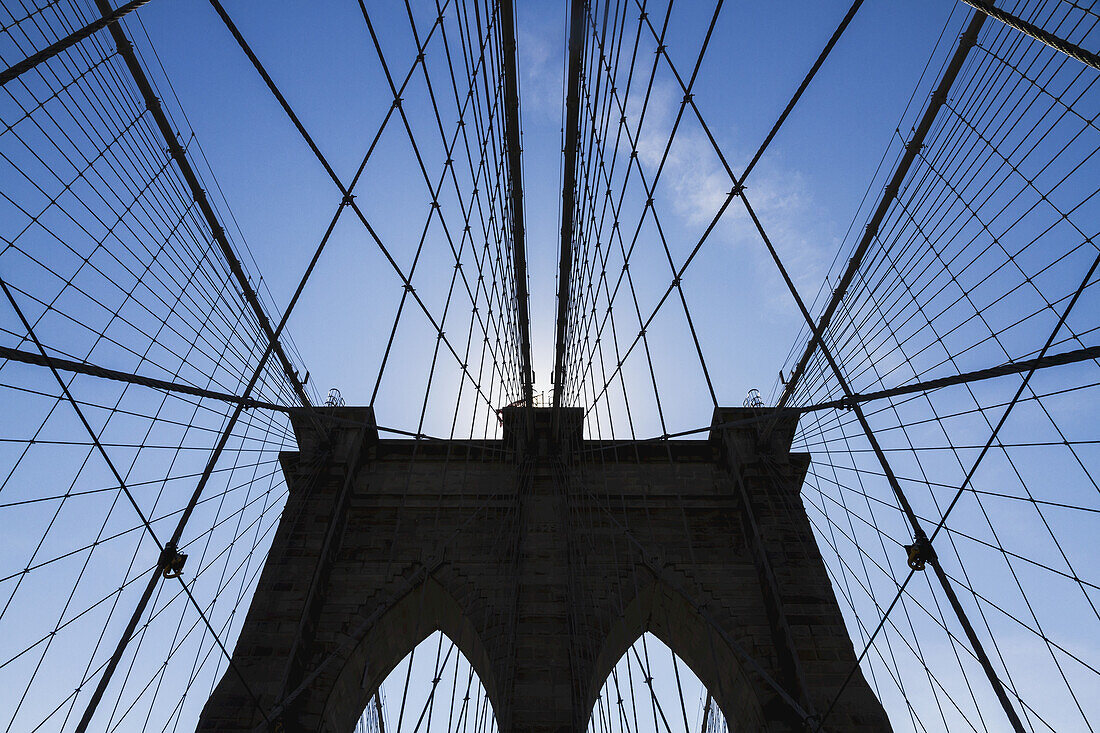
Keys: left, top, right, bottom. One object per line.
{"left": 122, "top": 2, "right": 1099, "bottom": 729}
{"left": 2, "top": 1, "right": 1098, "bottom": 731}
{"left": 124, "top": 0, "right": 969, "bottom": 434}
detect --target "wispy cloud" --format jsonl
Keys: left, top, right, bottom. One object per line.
{"left": 518, "top": 12, "right": 565, "bottom": 121}
{"left": 626, "top": 81, "right": 834, "bottom": 312}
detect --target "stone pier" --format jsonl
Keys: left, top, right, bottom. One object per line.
{"left": 198, "top": 406, "right": 890, "bottom": 732}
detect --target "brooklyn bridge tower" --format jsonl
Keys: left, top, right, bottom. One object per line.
{"left": 1, "top": 0, "right": 1096, "bottom": 732}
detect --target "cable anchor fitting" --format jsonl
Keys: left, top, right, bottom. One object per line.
{"left": 904, "top": 138, "right": 926, "bottom": 154}
{"left": 159, "top": 543, "right": 188, "bottom": 579}
{"left": 904, "top": 535, "right": 935, "bottom": 571}
{"left": 802, "top": 713, "right": 824, "bottom": 732}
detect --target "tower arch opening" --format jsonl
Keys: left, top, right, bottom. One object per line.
{"left": 587, "top": 632, "right": 730, "bottom": 733}
{"left": 355, "top": 630, "right": 499, "bottom": 733}
{"left": 319, "top": 576, "right": 502, "bottom": 733}
{"left": 586, "top": 580, "right": 770, "bottom": 731}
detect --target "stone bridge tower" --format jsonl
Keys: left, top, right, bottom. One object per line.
{"left": 198, "top": 406, "right": 890, "bottom": 732}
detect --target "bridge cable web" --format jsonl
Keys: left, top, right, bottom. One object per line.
{"left": 553, "top": 0, "right": 1099, "bottom": 730}
{"left": 1, "top": 0, "right": 1099, "bottom": 730}
{"left": 776, "top": 3, "right": 1100, "bottom": 731}
{"left": 0, "top": 0, "right": 312, "bottom": 728}
{"left": 0, "top": 0, "right": 529, "bottom": 728}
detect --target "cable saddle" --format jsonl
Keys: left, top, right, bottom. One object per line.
{"left": 904, "top": 536, "right": 936, "bottom": 571}
{"left": 159, "top": 543, "right": 188, "bottom": 580}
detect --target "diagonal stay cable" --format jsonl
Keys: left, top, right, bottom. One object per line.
{"left": 358, "top": 0, "right": 521, "bottom": 415}
{"left": 0, "top": 0, "right": 154, "bottom": 87}
{"left": 1, "top": 275, "right": 273, "bottom": 732}
{"left": 622, "top": 8, "right": 1031, "bottom": 729}
{"left": 89, "top": 0, "right": 312, "bottom": 410}
{"left": 579, "top": 0, "right": 868, "bottom": 414}
{"left": 803, "top": 14, "right": 1079, "bottom": 731}
{"left": 206, "top": 0, "right": 500, "bottom": 414}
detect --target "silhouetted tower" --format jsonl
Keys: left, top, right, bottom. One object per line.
{"left": 198, "top": 406, "right": 890, "bottom": 732}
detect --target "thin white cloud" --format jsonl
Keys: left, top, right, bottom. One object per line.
{"left": 518, "top": 12, "right": 565, "bottom": 121}
{"left": 626, "top": 81, "right": 833, "bottom": 312}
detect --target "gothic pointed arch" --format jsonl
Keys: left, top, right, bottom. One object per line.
{"left": 318, "top": 576, "right": 502, "bottom": 733}
{"left": 200, "top": 406, "right": 890, "bottom": 732}
{"left": 586, "top": 578, "right": 769, "bottom": 731}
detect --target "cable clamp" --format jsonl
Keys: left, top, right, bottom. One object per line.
{"left": 730, "top": 183, "right": 745, "bottom": 196}
{"left": 159, "top": 543, "right": 188, "bottom": 579}
{"left": 904, "top": 535, "right": 935, "bottom": 571}
{"left": 341, "top": 193, "right": 356, "bottom": 206}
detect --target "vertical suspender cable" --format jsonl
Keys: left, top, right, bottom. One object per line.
{"left": 498, "top": 0, "right": 535, "bottom": 409}
{"left": 89, "top": 0, "right": 313, "bottom": 409}
{"left": 0, "top": 0, "right": 156, "bottom": 87}
{"left": 552, "top": 0, "right": 589, "bottom": 423}
{"left": 745, "top": 11, "right": 1028, "bottom": 731}
{"left": 774, "top": 10, "right": 986, "bottom": 416}
{"left": 956, "top": 0, "right": 1100, "bottom": 70}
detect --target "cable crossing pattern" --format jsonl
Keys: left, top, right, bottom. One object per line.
{"left": 1, "top": 0, "right": 1098, "bottom": 731}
